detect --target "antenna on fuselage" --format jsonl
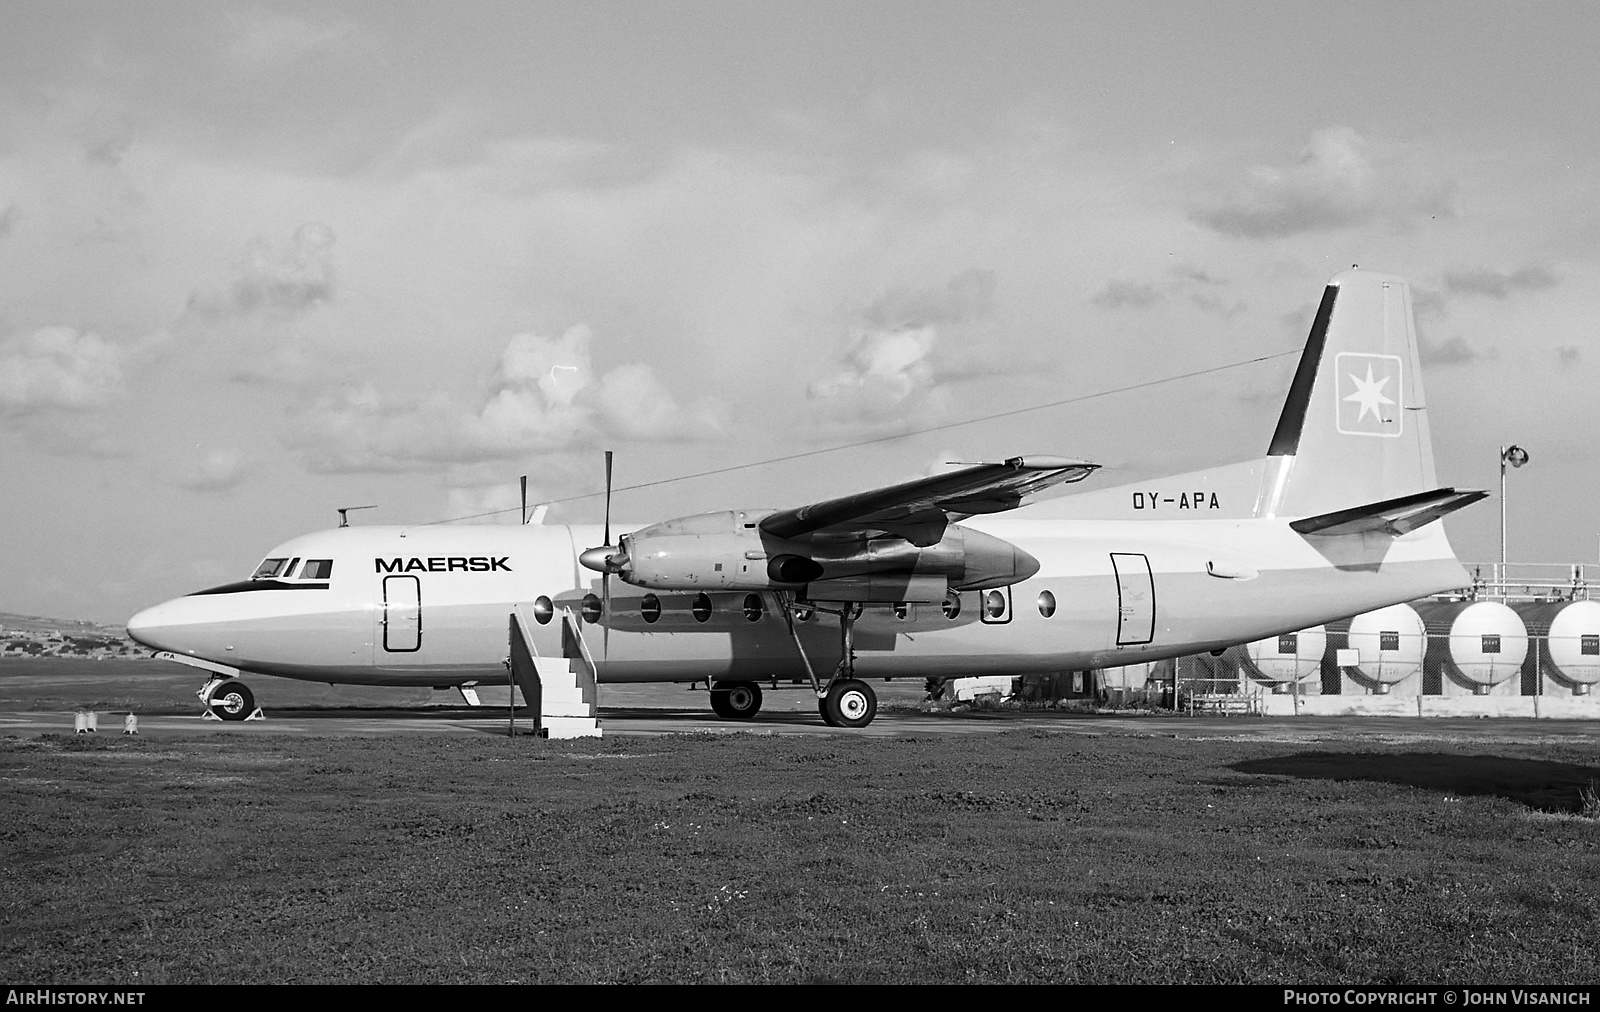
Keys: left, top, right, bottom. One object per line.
{"left": 337, "top": 505, "right": 378, "bottom": 528}
{"left": 520, "top": 476, "right": 528, "bottom": 525}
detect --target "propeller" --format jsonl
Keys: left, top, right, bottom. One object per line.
{"left": 577, "top": 450, "right": 625, "bottom": 659}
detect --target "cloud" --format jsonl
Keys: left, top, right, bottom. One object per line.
{"left": 187, "top": 223, "right": 336, "bottom": 319}
{"left": 180, "top": 448, "right": 247, "bottom": 493}
{"left": 862, "top": 269, "right": 996, "bottom": 331}
{"left": 1410, "top": 287, "right": 1446, "bottom": 318}
{"left": 1092, "top": 279, "right": 1161, "bottom": 310}
{"left": 442, "top": 481, "right": 544, "bottom": 525}
{"left": 1195, "top": 127, "right": 1454, "bottom": 238}
{"left": 1557, "top": 346, "right": 1581, "bottom": 369}
{"left": 289, "top": 325, "right": 723, "bottom": 473}
{"left": 1418, "top": 335, "right": 1477, "bottom": 366}
{"left": 808, "top": 270, "right": 1003, "bottom": 425}
{"left": 0, "top": 327, "right": 125, "bottom": 416}
{"left": 1093, "top": 267, "right": 1243, "bottom": 316}
{"left": 222, "top": 9, "right": 356, "bottom": 70}
{"left": 1189, "top": 291, "right": 1247, "bottom": 319}
{"left": 1444, "top": 266, "right": 1558, "bottom": 299}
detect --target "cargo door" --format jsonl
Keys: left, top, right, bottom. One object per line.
{"left": 383, "top": 575, "right": 422, "bottom": 652}
{"left": 1110, "top": 553, "right": 1155, "bottom": 646}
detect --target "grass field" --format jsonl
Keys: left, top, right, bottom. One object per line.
{"left": 3, "top": 659, "right": 1599, "bottom": 984}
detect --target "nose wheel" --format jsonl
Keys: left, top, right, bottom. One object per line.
{"left": 200, "top": 677, "right": 261, "bottom": 722}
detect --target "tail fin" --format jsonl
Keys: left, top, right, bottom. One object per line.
{"left": 1255, "top": 269, "right": 1440, "bottom": 518}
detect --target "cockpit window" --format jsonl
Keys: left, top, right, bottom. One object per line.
{"left": 251, "top": 558, "right": 290, "bottom": 579}
{"left": 301, "top": 559, "right": 333, "bottom": 580}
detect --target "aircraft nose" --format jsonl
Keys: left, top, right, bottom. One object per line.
{"left": 126, "top": 600, "right": 182, "bottom": 652}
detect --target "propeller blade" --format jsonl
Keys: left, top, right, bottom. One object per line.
{"left": 602, "top": 450, "right": 613, "bottom": 661}
{"left": 603, "top": 449, "right": 613, "bottom": 548}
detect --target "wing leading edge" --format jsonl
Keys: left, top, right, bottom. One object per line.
{"left": 759, "top": 455, "right": 1099, "bottom": 547}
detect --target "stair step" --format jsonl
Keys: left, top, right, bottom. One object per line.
{"left": 542, "top": 716, "right": 602, "bottom": 740}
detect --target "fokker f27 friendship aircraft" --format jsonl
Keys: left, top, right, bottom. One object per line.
{"left": 128, "top": 269, "right": 1485, "bottom": 728}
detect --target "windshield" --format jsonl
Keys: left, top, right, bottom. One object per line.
{"left": 250, "top": 558, "right": 290, "bottom": 580}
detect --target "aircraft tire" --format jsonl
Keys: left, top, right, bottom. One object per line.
{"left": 709, "top": 682, "right": 763, "bottom": 720}
{"left": 820, "top": 679, "right": 877, "bottom": 729}
{"left": 207, "top": 680, "right": 255, "bottom": 722}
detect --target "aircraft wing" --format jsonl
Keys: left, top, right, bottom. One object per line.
{"left": 759, "top": 456, "right": 1099, "bottom": 546}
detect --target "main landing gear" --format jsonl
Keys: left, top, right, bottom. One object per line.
{"left": 776, "top": 594, "right": 880, "bottom": 729}
{"left": 820, "top": 678, "right": 877, "bottom": 728}
{"left": 709, "top": 681, "right": 764, "bottom": 720}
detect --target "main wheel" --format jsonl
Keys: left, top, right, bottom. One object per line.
{"left": 207, "top": 680, "right": 255, "bottom": 722}
{"left": 819, "top": 679, "right": 877, "bottom": 729}
{"left": 709, "top": 681, "right": 763, "bottom": 719}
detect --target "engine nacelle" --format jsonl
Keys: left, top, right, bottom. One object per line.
{"left": 618, "top": 510, "right": 1038, "bottom": 600}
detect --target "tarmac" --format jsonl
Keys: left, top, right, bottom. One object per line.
{"left": 6, "top": 704, "right": 1600, "bottom": 746}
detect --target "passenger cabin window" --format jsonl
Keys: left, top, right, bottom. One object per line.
{"left": 984, "top": 591, "right": 1006, "bottom": 619}
{"left": 581, "top": 594, "right": 602, "bottom": 623}
{"left": 1037, "top": 591, "right": 1056, "bottom": 618}
{"left": 742, "top": 594, "right": 763, "bottom": 622}
{"left": 251, "top": 558, "right": 290, "bottom": 579}
{"left": 692, "top": 593, "right": 713, "bottom": 623}
{"left": 942, "top": 592, "right": 961, "bottom": 620}
{"left": 301, "top": 560, "right": 334, "bottom": 580}
{"left": 640, "top": 594, "right": 661, "bottom": 624}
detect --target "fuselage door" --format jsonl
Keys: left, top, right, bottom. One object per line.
{"left": 1110, "top": 552, "right": 1155, "bottom": 646}
{"left": 383, "top": 575, "right": 422, "bottom": 652}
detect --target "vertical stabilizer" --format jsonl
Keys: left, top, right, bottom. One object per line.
{"left": 1255, "top": 270, "right": 1438, "bottom": 518}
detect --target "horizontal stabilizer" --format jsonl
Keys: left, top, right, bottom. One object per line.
{"left": 1290, "top": 487, "right": 1488, "bottom": 538}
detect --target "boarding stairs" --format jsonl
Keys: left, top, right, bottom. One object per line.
{"left": 507, "top": 604, "right": 602, "bottom": 739}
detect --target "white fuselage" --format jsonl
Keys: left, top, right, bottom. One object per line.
{"left": 125, "top": 510, "right": 1468, "bottom": 687}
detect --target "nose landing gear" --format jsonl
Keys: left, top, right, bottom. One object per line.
{"left": 204, "top": 679, "right": 257, "bottom": 721}
{"left": 193, "top": 673, "right": 264, "bottom": 722}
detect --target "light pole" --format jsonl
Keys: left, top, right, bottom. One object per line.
{"left": 1499, "top": 444, "right": 1529, "bottom": 597}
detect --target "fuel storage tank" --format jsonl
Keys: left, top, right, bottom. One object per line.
{"left": 1413, "top": 600, "right": 1529, "bottom": 696}
{"left": 1239, "top": 627, "right": 1326, "bottom": 693}
{"left": 1339, "top": 603, "right": 1426, "bottom": 694}
{"left": 1514, "top": 600, "right": 1600, "bottom": 695}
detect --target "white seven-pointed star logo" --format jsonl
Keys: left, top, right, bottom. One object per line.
{"left": 1343, "top": 363, "right": 1394, "bottom": 423}
{"left": 1334, "top": 352, "right": 1403, "bottom": 437}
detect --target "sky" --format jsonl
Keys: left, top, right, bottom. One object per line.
{"left": 2, "top": 1, "right": 1596, "bottom": 624}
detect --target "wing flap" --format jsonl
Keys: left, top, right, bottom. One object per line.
{"left": 1290, "top": 487, "right": 1487, "bottom": 538}
{"left": 760, "top": 456, "right": 1099, "bottom": 543}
